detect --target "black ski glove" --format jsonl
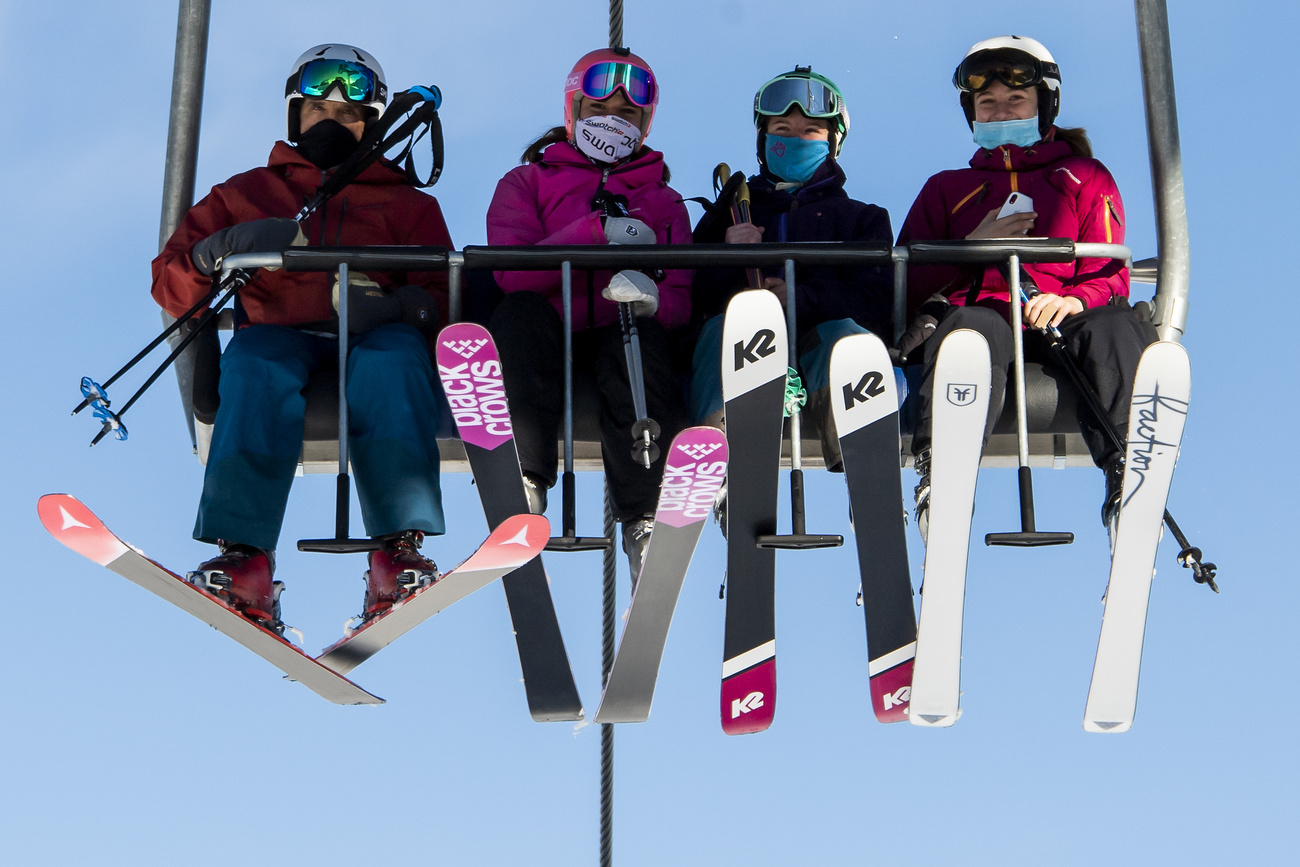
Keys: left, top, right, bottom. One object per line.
{"left": 895, "top": 294, "right": 951, "bottom": 364}
{"left": 191, "top": 218, "right": 304, "bottom": 276}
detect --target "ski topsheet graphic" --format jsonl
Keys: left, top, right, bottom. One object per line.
{"left": 909, "top": 329, "right": 991, "bottom": 728}
{"left": 719, "top": 290, "right": 787, "bottom": 735}
{"left": 437, "top": 322, "right": 584, "bottom": 722}
{"left": 39, "top": 494, "right": 382, "bottom": 705}
{"left": 1084, "top": 341, "right": 1190, "bottom": 733}
{"left": 829, "top": 332, "right": 917, "bottom": 723}
{"left": 317, "top": 514, "right": 549, "bottom": 674}
{"left": 595, "top": 427, "right": 728, "bottom": 724}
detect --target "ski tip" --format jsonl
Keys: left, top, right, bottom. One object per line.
{"left": 908, "top": 709, "right": 961, "bottom": 728}
{"left": 37, "top": 494, "right": 128, "bottom": 566}
{"left": 1083, "top": 718, "right": 1132, "bottom": 734}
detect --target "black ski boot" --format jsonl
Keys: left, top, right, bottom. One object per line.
{"left": 1101, "top": 456, "right": 1125, "bottom": 552}
{"left": 913, "top": 448, "right": 932, "bottom": 544}
{"left": 622, "top": 517, "right": 655, "bottom": 589}
{"left": 188, "top": 542, "right": 283, "bottom": 633}
{"left": 522, "top": 473, "right": 548, "bottom": 516}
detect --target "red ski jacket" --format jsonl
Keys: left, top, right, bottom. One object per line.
{"left": 898, "top": 135, "right": 1128, "bottom": 321}
{"left": 152, "top": 142, "right": 452, "bottom": 327}
{"left": 487, "top": 141, "right": 692, "bottom": 331}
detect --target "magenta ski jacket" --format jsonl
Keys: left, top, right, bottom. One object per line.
{"left": 897, "top": 135, "right": 1128, "bottom": 321}
{"left": 487, "top": 141, "right": 692, "bottom": 331}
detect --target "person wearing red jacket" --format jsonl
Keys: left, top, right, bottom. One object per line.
{"left": 485, "top": 47, "right": 691, "bottom": 580}
{"left": 151, "top": 44, "right": 453, "bottom": 632}
{"left": 897, "top": 35, "right": 1155, "bottom": 541}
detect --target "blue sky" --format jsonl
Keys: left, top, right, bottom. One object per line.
{"left": 2, "top": 0, "right": 1295, "bottom": 864}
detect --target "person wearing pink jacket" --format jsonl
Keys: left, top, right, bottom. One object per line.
{"left": 485, "top": 47, "right": 691, "bottom": 578}
{"left": 897, "top": 35, "right": 1156, "bottom": 541}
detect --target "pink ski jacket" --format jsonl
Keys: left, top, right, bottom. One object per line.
{"left": 487, "top": 141, "right": 692, "bottom": 331}
{"left": 898, "top": 136, "right": 1128, "bottom": 320}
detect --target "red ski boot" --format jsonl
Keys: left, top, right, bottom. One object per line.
{"left": 187, "top": 543, "right": 283, "bottom": 632}
{"left": 361, "top": 531, "right": 438, "bottom": 622}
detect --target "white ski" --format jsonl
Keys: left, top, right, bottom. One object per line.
{"left": 909, "top": 329, "right": 991, "bottom": 727}
{"left": 1084, "top": 341, "right": 1190, "bottom": 733}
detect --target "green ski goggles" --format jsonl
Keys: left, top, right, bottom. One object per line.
{"left": 288, "top": 59, "right": 378, "bottom": 104}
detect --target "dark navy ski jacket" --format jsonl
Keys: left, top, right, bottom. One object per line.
{"left": 691, "top": 158, "right": 895, "bottom": 338}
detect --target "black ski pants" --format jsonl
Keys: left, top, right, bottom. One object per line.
{"left": 488, "top": 291, "right": 687, "bottom": 522}
{"left": 911, "top": 304, "right": 1156, "bottom": 467}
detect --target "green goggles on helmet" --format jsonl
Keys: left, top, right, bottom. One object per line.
{"left": 287, "top": 58, "right": 378, "bottom": 103}
{"left": 953, "top": 48, "right": 1059, "bottom": 93}
{"left": 755, "top": 73, "right": 843, "bottom": 120}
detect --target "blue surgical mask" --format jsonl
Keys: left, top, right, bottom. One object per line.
{"left": 972, "top": 116, "right": 1041, "bottom": 149}
{"left": 764, "top": 135, "right": 830, "bottom": 185}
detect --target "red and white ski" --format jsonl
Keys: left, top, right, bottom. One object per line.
{"left": 317, "top": 513, "right": 550, "bottom": 674}
{"left": 38, "top": 494, "right": 382, "bottom": 705}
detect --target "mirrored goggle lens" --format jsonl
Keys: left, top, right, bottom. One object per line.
{"left": 298, "top": 59, "right": 376, "bottom": 103}
{"left": 955, "top": 51, "right": 1044, "bottom": 92}
{"left": 756, "top": 77, "right": 838, "bottom": 118}
{"left": 581, "top": 62, "right": 656, "bottom": 106}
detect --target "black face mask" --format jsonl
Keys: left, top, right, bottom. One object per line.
{"left": 295, "top": 119, "right": 360, "bottom": 169}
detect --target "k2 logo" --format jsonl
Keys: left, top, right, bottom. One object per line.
{"left": 679, "top": 442, "right": 720, "bottom": 460}
{"left": 442, "top": 338, "right": 489, "bottom": 360}
{"left": 946, "top": 383, "right": 977, "bottom": 406}
{"left": 733, "top": 329, "right": 777, "bottom": 371}
{"left": 730, "top": 691, "right": 765, "bottom": 719}
{"left": 842, "top": 371, "right": 885, "bottom": 409}
{"left": 881, "top": 686, "right": 911, "bottom": 711}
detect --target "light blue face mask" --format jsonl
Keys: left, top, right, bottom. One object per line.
{"left": 765, "top": 135, "right": 830, "bottom": 184}
{"left": 972, "top": 116, "right": 1041, "bottom": 149}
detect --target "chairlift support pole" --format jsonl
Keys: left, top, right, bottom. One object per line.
{"left": 1135, "top": 0, "right": 1190, "bottom": 341}
{"left": 756, "top": 260, "right": 842, "bottom": 550}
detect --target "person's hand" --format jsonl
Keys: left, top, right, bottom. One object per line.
{"left": 190, "top": 218, "right": 304, "bottom": 276}
{"left": 724, "top": 222, "right": 765, "bottom": 244}
{"left": 1023, "top": 292, "right": 1083, "bottom": 329}
{"left": 966, "top": 206, "right": 1037, "bottom": 240}
{"left": 603, "top": 270, "right": 660, "bottom": 316}
{"left": 603, "top": 216, "right": 655, "bottom": 245}
{"left": 760, "top": 276, "right": 787, "bottom": 306}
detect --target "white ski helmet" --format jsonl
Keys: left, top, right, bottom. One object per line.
{"left": 285, "top": 43, "right": 388, "bottom": 142}
{"left": 953, "top": 35, "right": 1060, "bottom": 137}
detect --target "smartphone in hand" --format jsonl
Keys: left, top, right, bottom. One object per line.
{"left": 997, "top": 191, "right": 1034, "bottom": 218}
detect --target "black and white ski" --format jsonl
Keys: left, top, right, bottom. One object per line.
{"left": 829, "top": 332, "right": 917, "bottom": 723}
{"left": 317, "top": 514, "right": 549, "bottom": 674}
{"left": 437, "top": 322, "right": 584, "bottom": 722}
{"left": 594, "top": 426, "right": 728, "bottom": 723}
{"left": 1083, "top": 341, "right": 1190, "bottom": 733}
{"left": 909, "top": 329, "right": 991, "bottom": 727}
{"left": 718, "top": 290, "right": 787, "bottom": 735}
{"left": 39, "top": 494, "right": 382, "bottom": 705}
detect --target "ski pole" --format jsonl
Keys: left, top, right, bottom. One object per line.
{"left": 618, "top": 302, "right": 660, "bottom": 469}
{"left": 986, "top": 253, "right": 1074, "bottom": 547}
{"left": 714, "top": 163, "right": 764, "bottom": 292}
{"left": 1021, "top": 286, "right": 1217, "bottom": 590}
{"left": 84, "top": 270, "right": 249, "bottom": 446}
{"left": 75, "top": 86, "right": 446, "bottom": 442}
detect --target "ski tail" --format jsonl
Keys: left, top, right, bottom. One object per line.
{"left": 721, "top": 641, "right": 776, "bottom": 735}
{"left": 1084, "top": 341, "right": 1190, "bottom": 733}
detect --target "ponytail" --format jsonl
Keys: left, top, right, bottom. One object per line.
{"left": 1053, "top": 126, "right": 1093, "bottom": 159}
